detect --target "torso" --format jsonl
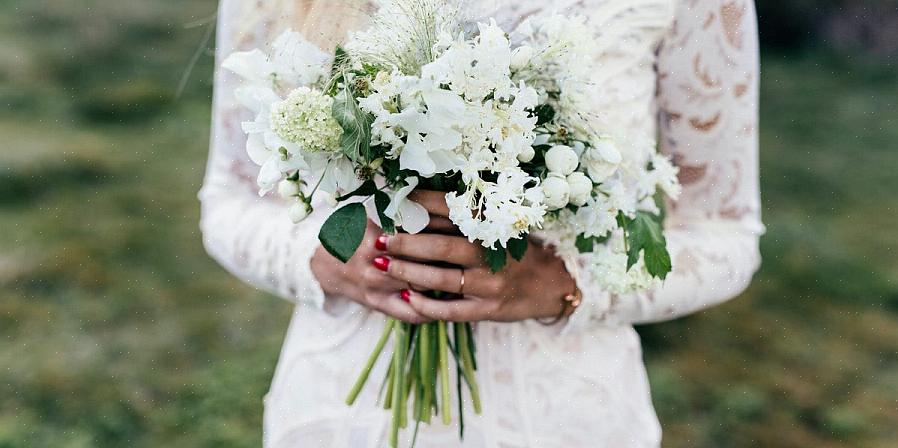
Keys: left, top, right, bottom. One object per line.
{"left": 261, "top": 2, "right": 678, "bottom": 446}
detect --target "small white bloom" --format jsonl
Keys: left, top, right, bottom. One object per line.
{"left": 566, "top": 172, "right": 592, "bottom": 206}
{"left": 277, "top": 179, "right": 301, "bottom": 198}
{"left": 517, "top": 145, "right": 535, "bottom": 163}
{"left": 270, "top": 87, "right": 342, "bottom": 152}
{"left": 288, "top": 200, "right": 312, "bottom": 223}
{"left": 541, "top": 174, "right": 570, "bottom": 210}
{"left": 545, "top": 145, "right": 579, "bottom": 175}
{"left": 510, "top": 45, "right": 535, "bottom": 70}
{"left": 583, "top": 139, "right": 622, "bottom": 182}
{"left": 384, "top": 177, "right": 430, "bottom": 233}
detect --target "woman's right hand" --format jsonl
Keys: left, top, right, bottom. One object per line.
{"left": 310, "top": 219, "right": 432, "bottom": 324}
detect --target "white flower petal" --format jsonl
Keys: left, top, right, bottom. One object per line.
{"left": 398, "top": 200, "right": 430, "bottom": 234}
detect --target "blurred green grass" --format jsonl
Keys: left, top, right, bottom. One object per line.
{"left": 0, "top": 1, "right": 896, "bottom": 447}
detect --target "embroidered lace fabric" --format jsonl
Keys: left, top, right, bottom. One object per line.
{"left": 199, "top": 0, "right": 763, "bottom": 446}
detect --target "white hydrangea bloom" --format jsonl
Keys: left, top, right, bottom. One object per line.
{"left": 270, "top": 87, "right": 342, "bottom": 152}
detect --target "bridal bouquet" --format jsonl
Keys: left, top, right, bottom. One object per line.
{"left": 223, "top": 0, "right": 680, "bottom": 445}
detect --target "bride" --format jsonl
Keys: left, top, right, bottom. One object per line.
{"left": 199, "top": 0, "right": 763, "bottom": 446}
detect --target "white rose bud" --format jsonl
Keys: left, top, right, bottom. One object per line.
{"left": 541, "top": 174, "right": 570, "bottom": 210}
{"left": 584, "top": 139, "right": 622, "bottom": 182}
{"left": 510, "top": 45, "right": 535, "bottom": 70}
{"left": 566, "top": 172, "right": 593, "bottom": 206}
{"left": 288, "top": 200, "right": 312, "bottom": 223}
{"left": 277, "top": 179, "right": 301, "bottom": 199}
{"left": 545, "top": 145, "right": 579, "bottom": 175}
{"left": 517, "top": 145, "right": 535, "bottom": 163}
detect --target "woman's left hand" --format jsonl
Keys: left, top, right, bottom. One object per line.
{"left": 372, "top": 190, "right": 578, "bottom": 323}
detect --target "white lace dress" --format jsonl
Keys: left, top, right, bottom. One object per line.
{"left": 199, "top": 0, "right": 764, "bottom": 446}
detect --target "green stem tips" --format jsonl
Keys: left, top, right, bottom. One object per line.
{"left": 346, "top": 319, "right": 481, "bottom": 448}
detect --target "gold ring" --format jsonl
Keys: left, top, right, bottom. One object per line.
{"left": 459, "top": 268, "right": 465, "bottom": 296}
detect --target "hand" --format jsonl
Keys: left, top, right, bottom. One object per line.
{"left": 373, "top": 191, "right": 578, "bottom": 323}
{"left": 310, "top": 219, "right": 432, "bottom": 324}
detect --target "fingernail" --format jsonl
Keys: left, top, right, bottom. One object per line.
{"left": 400, "top": 289, "right": 411, "bottom": 302}
{"left": 373, "top": 256, "right": 390, "bottom": 272}
{"left": 375, "top": 234, "right": 388, "bottom": 251}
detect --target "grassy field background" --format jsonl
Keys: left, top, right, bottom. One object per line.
{"left": 1, "top": 1, "right": 896, "bottom": 447}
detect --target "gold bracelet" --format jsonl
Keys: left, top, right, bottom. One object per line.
{"left": 537, "top": 287, "right": 582, "bottom": 326}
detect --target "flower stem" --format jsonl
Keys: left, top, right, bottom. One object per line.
{"left": 390, "top": 322, "right": 408, "bottom": 447}
{"left": 419, "top": 323, "right": 432, "bottom": 424}
{"left": 438, "top": 321, "right": 451, "bottom": 425}
{"left": 455, "top": 322, "right": 481, "bottom": 414}
{"left": 346, "top": 318, "right": 395, "bottom": 406}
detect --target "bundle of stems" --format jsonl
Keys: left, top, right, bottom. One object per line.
{"left": 345, "top": 318, "right": 481, "bottom": 448}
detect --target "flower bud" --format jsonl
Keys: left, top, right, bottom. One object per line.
{"left": 545, "top": 145, "right": 579, "bottom": 175}
{"left": 288, "top": 200, "right": 312, "bottom": 223}
{"left": 510, "top": 45, "right": 535, "bottom": 70}
{"left": 517, "top": 145, "right": 536, "bottom": 163}
{"left": 584, "top": 139, "right": 622, "bottom": 183}
{"left": 541, "top": 174, "right": 570, "bottom": 210}
{"left": 277, "top": 179, "right": 301, "bottom": 198}
{"left": 566, "top": 172, "right": 593, "bottom": 206}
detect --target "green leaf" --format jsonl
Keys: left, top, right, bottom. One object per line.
{"left": 507, "top": 237, "right": 528, "bottom": 262}
{"left": 575, "top": 234, "right": 595, "bottom": 253}
{"left": 483, "top": 246, "right": 507, "bottom": 273}
{"left": 331, "top": 46, "right": 349, "bottom": 78}
{"left": 336, "top": 179, "right": 377, "bottom": 201}
{"left": 575, "top": 233, "right": 610, "bottom": 253}
{"left": 332, "top": 86, "right": 372, "bottom": 162}
{"left": 533, "top": 104, "right": 555, "bottom": 126}
{"left": 621, "top": 211, "right": 672, "bottom": 279}
{"left": 318, "top": 203, "right": 368, "bottom": 263}
{"left": 373, "top": 190, "right": 396, "bottom": 234}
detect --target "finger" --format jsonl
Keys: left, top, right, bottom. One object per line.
{"left": 405, "top": 290, "right": 498, "bottom": 322}
{"left": 362, "top": 266, "right": 409, "bottom": 291}
{"left": 425, "top": 216, "right": 461, "bottom": 234}
{"left": 385, "top": 258, "right": 466, "bottom": 294}
{"left": 383, "top": 233, "right": 484, "bottom": 267}
{"left": 408, "top": 190, "right": 450, "bottom": 217}
{"left": 369, "top": 291, "right": 433, "bottom": 324}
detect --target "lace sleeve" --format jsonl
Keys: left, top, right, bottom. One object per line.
{"left": 564, "top": 0, "right": 764, "bottom": 330}
{"left": 198, "top": 0, "right": 340, "bottom": 308}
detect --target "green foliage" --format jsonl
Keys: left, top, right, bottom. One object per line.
{"left": 483, "top": 246, "right": 507, "bottom": 273}
{"left": 506, "top": 237, "right": 528, "bottom": 262}
{"left": 574, "top": 234, "right": 609, "bottom": 253}
{"left": 374, "top": 190, "right": 396, "bottom": 234}
{"left": 331, "top": 85, "right": 373, "bottom": 162}
{"left": 336, "top": 178, "right": 378, "bottom": 201}
{"left": 318, "top": 203, "right": 368, "bottom": 263}
{"left": 619, "top": 211, "right": 672, "bottom": 279}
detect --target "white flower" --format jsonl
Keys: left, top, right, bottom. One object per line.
{"left": 566, "top": 172, "right": 592, "bottom": 206}
{"left": 277, "top": 179, "right": 301, "bottom": 198}
{"left": 588, "top": 244, "right": 658, "bottom": 295}
{"left": 384, "top": 177, "right": 430, "bottom": 233}
{"left": 517, "top": 145, "right": 535, "bottom": 163}
{"left": 510, "top": 45, "right": 535, "bottom": 70}
{"left": 583, "top": 138, "right": 621, "bottom": 182}
{"left": 222, "top": 30, "right": 330, "bottom": 90}
{"left": 545, "top": 145, "right": 579, "bottom": 175}
{"left": 446, "top": 170, "right": 544, "bottom": 248}
{"left": 288, "top": 200, "right": 312, "bottom": 223}
{"left": 270, "top": 87, "right": 342, "bottom": 152}
{"left": 650, "top": 154, "right": 682, "bottom": 199}
{"left": 541, "top": 174, "right": 570, "bottom": 210}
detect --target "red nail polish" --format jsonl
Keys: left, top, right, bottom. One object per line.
{"left": 400, "top": 289, "right": 411, "bottom": 302}
{"left": 373, "top": 256, "right": 390, "bottom": 272}
{"left": 375, "top": 234, "right": 388, "bottom": 251}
